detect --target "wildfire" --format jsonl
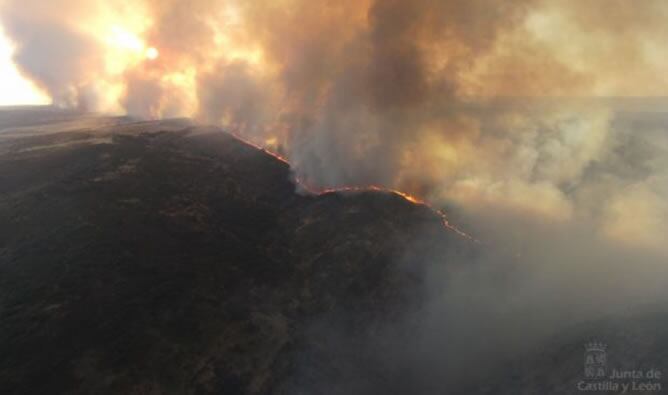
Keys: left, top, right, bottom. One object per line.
{"left": 226, "top": 129, "right": 291, "bottom": 165}
{"left": 315, "top": 184, "right": 480, "bottom": 243}
{"left": 192, "top": 128, "right": 479, "bottom": 244}
{"left": 392, "top": 190, "right": 424, "bottom": 205}
{"left": 239, "top": 137, "right": 478, "bottom": 243}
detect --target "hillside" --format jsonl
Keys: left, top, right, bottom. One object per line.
{"left": 0, "top": 108, "right": 469, "bottom": 394}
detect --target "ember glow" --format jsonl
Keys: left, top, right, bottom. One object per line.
{"left": 229, "top": 126, "right": 479, "bottom": 241}
{"left": 303, "top": 182, "right": 480, "bottom": 242}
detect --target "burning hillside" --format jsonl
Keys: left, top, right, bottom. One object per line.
{"left": 0, "top": 108, "right": 474, "bottom": 393}
{"left": 2, "top": 108, "right": 668, "bottom": 394}
{"left": 221, "top": 128, "right": 479, "bottom": 242}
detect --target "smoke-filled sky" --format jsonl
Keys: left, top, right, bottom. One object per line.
{"left": 1, "top": 0, "right": 668, "bottom": 254}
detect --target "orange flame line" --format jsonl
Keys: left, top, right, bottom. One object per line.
{"left": 296, "top": 178, "right": 481, "bottom": 244}
{"left": 227, "top": 128, "right": 480, "bottom": 244}
{"left": 227, "top": 129, "right": 292, "bottom": 165}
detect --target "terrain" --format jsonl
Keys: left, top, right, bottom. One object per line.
{"left": 0, "top": 107, "right": 469, "bottom": 394}
{"left": 0, "top": 107, "right": 666, "bottom": 394}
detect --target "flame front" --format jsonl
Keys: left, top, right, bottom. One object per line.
{"left": 226, "top": 128, "right": 478, "bottom": 242}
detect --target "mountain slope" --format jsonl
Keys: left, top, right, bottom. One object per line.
{"left": 0, "top": 109, "right": 468, "bottom": 394}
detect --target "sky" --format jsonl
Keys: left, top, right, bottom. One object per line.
{"left": 0, "top": 25, "right": 49, "bottom": 106}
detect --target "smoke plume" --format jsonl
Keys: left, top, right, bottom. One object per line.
{"left": 2, "top": 0, "right": 667, "bottom": 250}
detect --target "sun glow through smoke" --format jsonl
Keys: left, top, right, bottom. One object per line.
{"left": 145, "top": 47, "right": 159, "bottom": 60}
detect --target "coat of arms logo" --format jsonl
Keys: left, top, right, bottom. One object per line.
{"left": 584, "top": 342, "right": 607, "bottom": 379}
